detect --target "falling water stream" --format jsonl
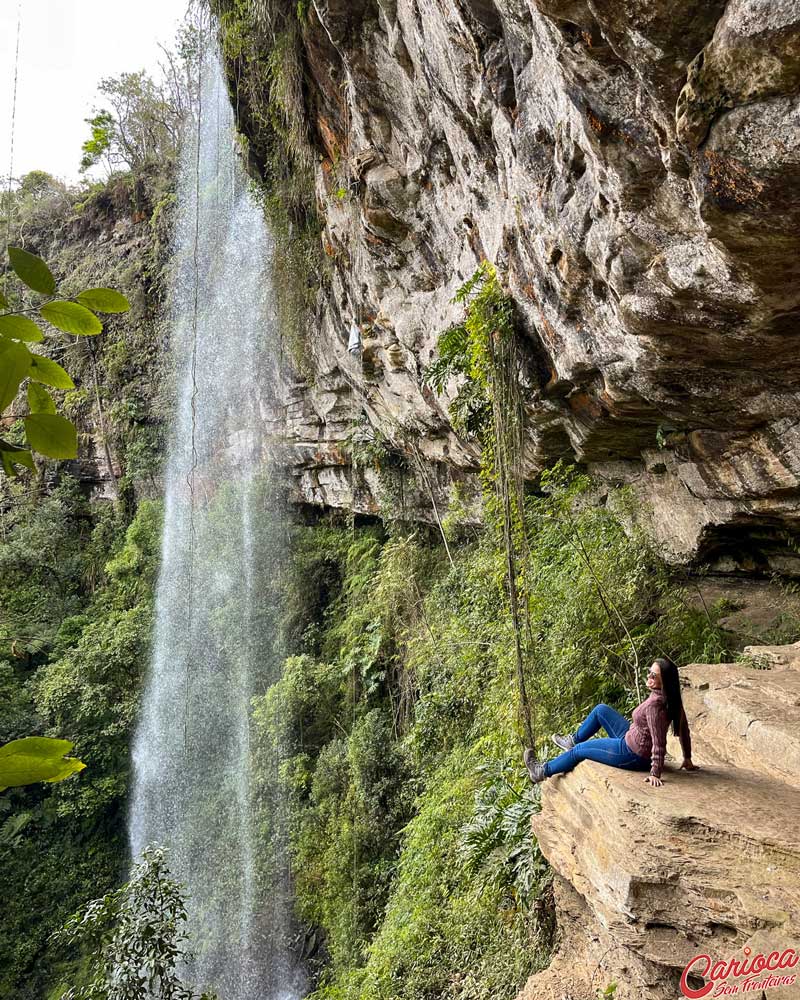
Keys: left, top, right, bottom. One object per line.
{"left": 129, "top": 49, "right": 305, "bottom": 1000}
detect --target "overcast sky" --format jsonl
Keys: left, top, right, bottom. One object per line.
{"left": 0, "top": 0, "right": 191, "bottom": 184}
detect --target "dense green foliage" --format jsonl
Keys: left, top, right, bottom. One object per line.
{"left": 1, "top": 437, "right": 794, "bottom": 1000}
{"left": 0, "top": 486, "right": 161, "bottom": 1000}
{"left": 252, "top": 467, "right": 735, "bottom": 1000}
{"left": 57, "top": 846, "right": 216, "bottom": 1000}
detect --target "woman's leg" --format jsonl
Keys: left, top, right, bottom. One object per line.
{"left": 544, "top": 736, "right": 647, "bottom": 777}
{"left": 573, "top": 702, "right": 630, "bottom": 743}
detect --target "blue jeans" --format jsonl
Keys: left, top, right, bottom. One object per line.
{"left": 543, "top": 703, "right": 651, "bottom": 777}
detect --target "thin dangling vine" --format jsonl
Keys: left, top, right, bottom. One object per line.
{"left": 425, "top": 261, "right": 535, "bottom": 749}
{"left": 4, "top": 1, "right": 22, "bottom": 298}
{"left": 343, "top": 67, "right": 361, "bottom": 959}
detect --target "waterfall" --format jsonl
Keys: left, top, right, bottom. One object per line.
{"left": 129, "top": 50, "right": 305, "bottom": 1000}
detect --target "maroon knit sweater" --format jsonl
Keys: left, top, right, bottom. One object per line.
{"left": 624, "top": 689, "right": 692, "bottom": 778}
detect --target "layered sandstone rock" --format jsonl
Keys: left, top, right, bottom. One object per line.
{"left": 219, "top": 0, "right": 800, "bottom": 569}
{"left": 519, "top": 643, "right": 800, "bottom": 1000}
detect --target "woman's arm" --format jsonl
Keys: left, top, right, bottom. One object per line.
{"left": 645, "top": 702, "right": 668, "bottom": 782}
{"left": 678, "top": 704, "right": 700, "bottom": 769}
{"left": 678, "top": 704, "right": 692, "bottom": 760}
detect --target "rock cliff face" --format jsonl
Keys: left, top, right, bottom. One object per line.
{"left": 521, "top": 642, "right": 800, "bottom": 1000}
{"left": 218, "top": 0, "right": 800, "bottom": 571}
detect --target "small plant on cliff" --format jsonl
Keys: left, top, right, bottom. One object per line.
{"left": 342, "top": 415, "right": 391, "bottom": 472}
{"left": 595, "top": 982, "right": 618, "bottom": 999}
{"left": 423, "top": 269, "right": 493, "bottom": 437}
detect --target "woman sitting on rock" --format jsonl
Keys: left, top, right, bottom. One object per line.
{"left": 523, "top": 656, "right": 699, "bottom": 787}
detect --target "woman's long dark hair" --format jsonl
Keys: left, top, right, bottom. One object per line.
{"left": 653, "top": 656, "right": 683, "bottom": 737}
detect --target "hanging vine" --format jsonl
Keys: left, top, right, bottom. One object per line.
{"left": 424, "top": 261, "right": 535, "bottom": 748}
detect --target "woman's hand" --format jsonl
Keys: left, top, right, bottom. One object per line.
{"left": 644, "top": 774, "right": 663, "bottom": 787}
{"left": 680, "top": 758, "right": 700, "bottom": 771}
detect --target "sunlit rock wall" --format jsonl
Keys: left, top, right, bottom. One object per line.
{"left": 220, "top": 0, "right": 800, "bottom": 570}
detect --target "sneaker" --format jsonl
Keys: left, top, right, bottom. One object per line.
{"left": 552, "top": 733, "right": 576, "bottom": 751}
{"left": 523, "top": 748, "right": 547, "bottom": 784}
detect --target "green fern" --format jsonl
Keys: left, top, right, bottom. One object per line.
{"left": 423, "top": 323, "right": 470, "bottom": 394}
{"left": 459, "top": 758, "right": 551, "bottom": 909}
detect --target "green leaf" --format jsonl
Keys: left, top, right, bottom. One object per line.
{"left": 0, "top": 737, "right": 85, "bottom": 793}
{"left": 27, "top": 381, "right": 56, "bottom": 414}
{"left": 40, "top": 300, "right": 102, "bottom": 336}
{"left": 0, "top": 341, "right": 32, "bottom": 411}
{"left": 28, "top": 354, "right": 75, "bottom": 389}
{"left": 0, "top": 313, "right": 44, "bottom": 342}
{"left": 0, "top": 289, "right": 8, "bottom": 308}
{"left": 7, "top": 246, "right": 56, "bottom": 295}
{"left": 24, "top": 413, "right": 78, "bottom": 459}
{"left": 75, "top": 287, "right": 130, "bottom": 313}
{"left": 0, "top": 439, "right": 35, "bottom": 475}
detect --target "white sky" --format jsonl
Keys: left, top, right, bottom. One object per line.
{"left": 0, "top": 0, "right": 191, "bottom": 184}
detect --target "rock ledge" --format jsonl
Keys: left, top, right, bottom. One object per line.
{"left": 520, "top": 643, "right": 800, "bottom": 1000}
